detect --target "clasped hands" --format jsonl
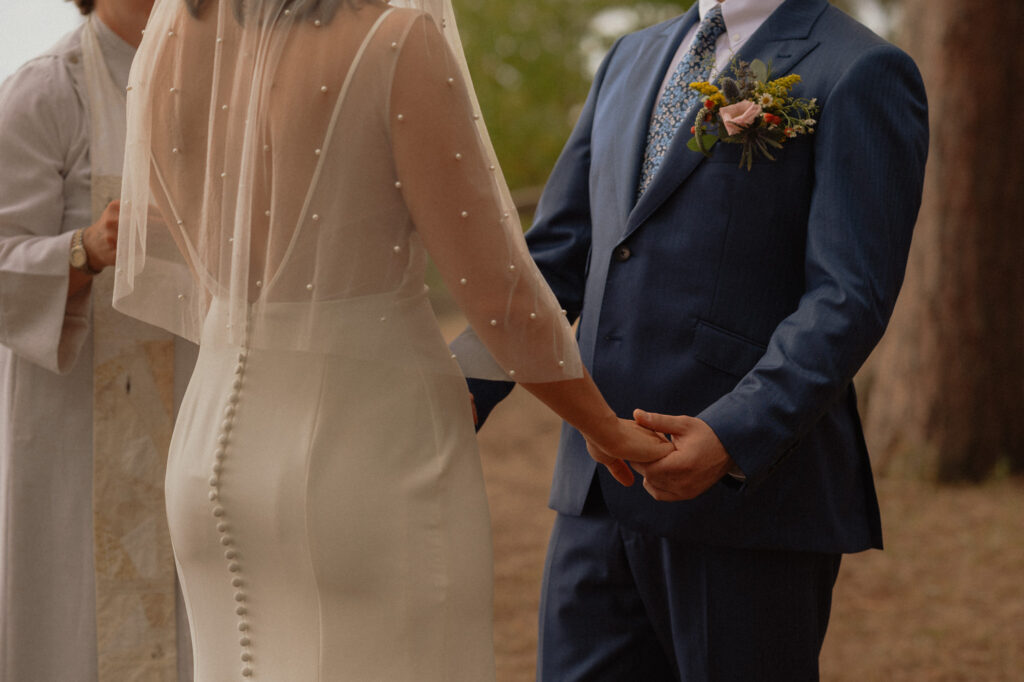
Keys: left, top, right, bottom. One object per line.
{"left": 586, "top": 410, "right": 737, "bottom": 502}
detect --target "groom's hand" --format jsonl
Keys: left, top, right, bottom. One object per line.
{"left": 631, "top": 410, "right": 736, "bottom": 501}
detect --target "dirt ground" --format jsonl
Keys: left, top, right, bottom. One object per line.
{"left": 476, "top": 387, "right": 1024, "bottom": 681}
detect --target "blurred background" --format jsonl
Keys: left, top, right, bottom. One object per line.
{"left": 2, "top": 0, "right": 1021, "bottom": 679}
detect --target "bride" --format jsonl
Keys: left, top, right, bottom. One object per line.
{"left": 113, "top": 0, "right": 670, "bottom": 679}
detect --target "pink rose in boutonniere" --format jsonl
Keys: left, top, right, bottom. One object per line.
{"left": 719, "top": 100, "right": 763, "bottom": 136}
{"left": 687, "top": 59, "right": 819, "bottom": 170}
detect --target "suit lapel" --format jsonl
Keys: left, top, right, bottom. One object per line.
{"left": 622, "top": 0, "right": 828, "bottom": 239}
{"left": 607, "top": 8, "right": 699, "bottom": 234}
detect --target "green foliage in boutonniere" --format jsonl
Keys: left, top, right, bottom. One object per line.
{"left": 687, "top": 59, "right": 820, "bottom": 170}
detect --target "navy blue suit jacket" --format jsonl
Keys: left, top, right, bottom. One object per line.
{"left": 470, "top": 0, "right": 927, "bottom": 554}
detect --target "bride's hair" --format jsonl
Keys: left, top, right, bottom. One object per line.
{"left": 183, "top": 0, "right": 377, "bottom": 22}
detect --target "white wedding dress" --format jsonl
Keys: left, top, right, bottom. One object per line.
{"left": 113, "top": 1, "right": 582, "bottom": 680}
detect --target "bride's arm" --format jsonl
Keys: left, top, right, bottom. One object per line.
{"left": 518, "top": 372, "right": 673, "bottom": 485}
{"left": 389, "top": 14, "right": 671, "bottom": 476}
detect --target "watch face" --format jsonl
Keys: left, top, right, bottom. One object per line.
{"left": 71, "top": 247, "right": 88, "bottom": 269}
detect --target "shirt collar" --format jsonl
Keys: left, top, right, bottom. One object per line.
{"left": 92, "top": 13, "right": 138, "bottom": 60}
{"left": 699, "top": 0, "right": 787, "bottom": 48}
{"left": 90, "top": 14, "right": 137, "bottom": 90}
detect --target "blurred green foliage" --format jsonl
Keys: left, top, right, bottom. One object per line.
{"left": 452, "top": 0, "right": 691, "bottom": 189}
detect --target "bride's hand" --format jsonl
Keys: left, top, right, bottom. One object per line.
{"left": 584, "top": 418, "right": 674, "bottom": 487}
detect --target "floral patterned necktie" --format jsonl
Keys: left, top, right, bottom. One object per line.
{"left": 638, "top": 4, "right": 726, "bottom": 196}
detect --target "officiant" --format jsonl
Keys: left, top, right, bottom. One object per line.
{"left": 0, "top": 1, "right": 195, "bottom": 680}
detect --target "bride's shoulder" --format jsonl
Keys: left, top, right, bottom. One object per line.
{"left": 373, "top": 5, "right": 445, "bottom": 53}
{"left": 378, "top": 5, "right": 442, "bottom": 32}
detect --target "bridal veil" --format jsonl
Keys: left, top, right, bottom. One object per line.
{"left": 114, "top": 0, "right": 582, "bottom": 383}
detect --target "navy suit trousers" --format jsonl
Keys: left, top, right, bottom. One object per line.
{"left": 538, "top": 479, "right": 841, "bottom": 682}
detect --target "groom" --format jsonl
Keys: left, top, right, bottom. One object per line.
{"left": 460, "top": 0, "right": 928, "bottom": 679}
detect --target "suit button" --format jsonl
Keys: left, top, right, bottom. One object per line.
{"left": 613, "top": 246, "right": 632, "bottom": 262}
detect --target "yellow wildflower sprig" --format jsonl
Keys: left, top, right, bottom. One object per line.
{"left": 690, "top": 81, "right": 720, "bottom": 97}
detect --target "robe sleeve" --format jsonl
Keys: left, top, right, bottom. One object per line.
{"left": 0, "top": 56, "right": 92, "bottom": 375}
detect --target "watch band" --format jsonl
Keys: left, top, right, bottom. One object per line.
{"left": 70, "top": 228, "right": 102, "bottom": 275}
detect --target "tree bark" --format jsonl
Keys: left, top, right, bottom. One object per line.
{"left": 859, "top": 0, "right": 1024, "bottom": 481}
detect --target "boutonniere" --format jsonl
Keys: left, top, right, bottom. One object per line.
{"left": 687, "top": 59, "right": 819, "bottom": 170}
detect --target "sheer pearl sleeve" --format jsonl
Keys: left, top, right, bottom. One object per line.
{"left": 390, "top": 15, "right": 581, "bottom": 383}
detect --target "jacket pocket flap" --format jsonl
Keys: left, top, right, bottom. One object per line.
{"left": 694, "top": 321, "right": 767, "bottom": 378}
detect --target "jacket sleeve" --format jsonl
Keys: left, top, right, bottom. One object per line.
{"left": 523, "top": 38, "right": 624, "bottom": 322}
{"left": 0, "top": 58, "right": 92, "bottom": 375}
{"left": 698, "top": 45, "right": 929, "bottom": 489}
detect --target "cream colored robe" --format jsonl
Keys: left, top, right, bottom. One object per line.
{"left": 0, "top": 20, "right": 194, "bottom": 682}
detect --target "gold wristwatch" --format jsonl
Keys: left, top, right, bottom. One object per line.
{"left": 70, "top": 228, "right": 100, "bottom": 275}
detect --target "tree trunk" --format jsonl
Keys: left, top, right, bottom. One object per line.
{"left": 859, "top": 0, "right": 1024, "bottom": 481}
